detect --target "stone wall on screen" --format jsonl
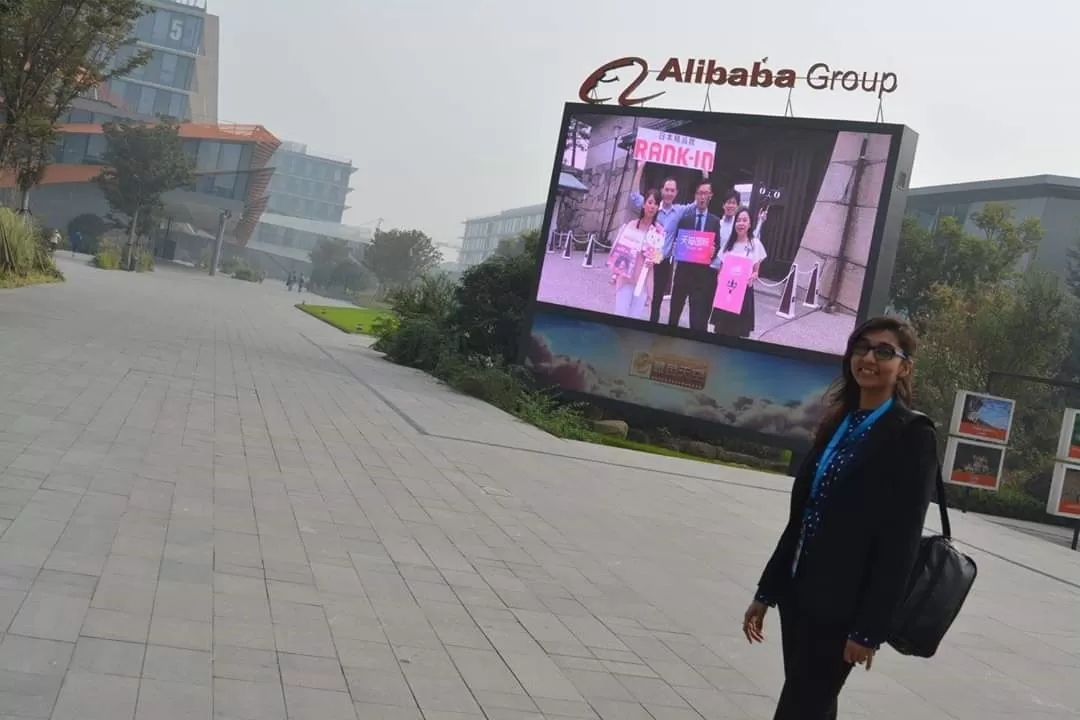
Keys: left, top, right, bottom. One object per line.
{"left": 794, "top": 131, "right": 892, "bottom": 313}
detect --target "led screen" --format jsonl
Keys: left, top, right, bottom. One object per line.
{"left": 535, "top": 106, "right": 903, "bottom": 356}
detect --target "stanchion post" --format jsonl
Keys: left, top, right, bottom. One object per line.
{"left": 775, "top": 264, "right": 798, "bottom": 319}
{"left": 546, "top": 228, "right": 556, "bottom": 254}
{"left": 582, "top": 233, "right": 595, "bottom": 268}
{"left": 802, "top": 263, "right": 821, "bottom": 308}
{"left": 562, "top": 231, "right": 573, "bottom": 259}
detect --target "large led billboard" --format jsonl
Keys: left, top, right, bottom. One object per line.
{"left": 524, "top": 103, "right": 917, "bottom": 447}
{"left": 534, "top": 104, "right": 916, "bottom": 357}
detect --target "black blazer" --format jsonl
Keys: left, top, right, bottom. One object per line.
{"left": 675, "top": 207, "right": 723, "bottom": 263}
{"left": 757, "top": 402, "right": 939, "bottom": 646}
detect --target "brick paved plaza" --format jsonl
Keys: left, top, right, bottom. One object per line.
{"left": 0, "top": 256, "right": 1078, "bottom": 719}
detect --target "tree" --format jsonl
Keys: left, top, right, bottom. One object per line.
{"left": 890, "top": 203, "right": 1043, "bottom": 325}
{"left": 450, "top": 229, "right": 540, "bottom": 364}
{"left": 309, "top": 237, "right": 351, "bottom": 288}
{"left": 0, "top": 0, "right": 149, "bottom": 210}
{"left": 362, "top": 228, "right": 442, "bottom": 291}
{"left": 94, "top": 120, "right": 193, "bottom": 270}
{"left": 330, "top": 258, "right": 370, "bottom": 293}
{"left": 563, "top": 119, "right": 591, "bottom": 170}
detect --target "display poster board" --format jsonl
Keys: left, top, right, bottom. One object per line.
{"left": 1047, "top": 462, "right": 1080, "bottom": 518}
{"left": 949, "top": 390, "right": 1015, "bottom": 445}
{"left": 943, "top": 436, "right": 1005, "bottom": 491}
{"left": 1055, "top": 408, "right": 1080, "bottom": 463}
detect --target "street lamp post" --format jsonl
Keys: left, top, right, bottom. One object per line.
{"left": 209, "top": 209, "right": 232, "bottom": 276}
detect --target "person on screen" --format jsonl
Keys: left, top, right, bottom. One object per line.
{"left": 742, "top": 316, "right": 939, "bottom": 720}
{"left": 713, "top": 206, "right": 768, "bottom": 338}
{"left": 668, "top": 181, "right": 722, "bottom": 331}
{"left": 606, "top": 189, "right": 666, "bottom": 319}
{"left": 709, "top": 191, "right": 766, "bottom": 328}
{"left": 628, "top": 159, "right": 701, "bottom": 323}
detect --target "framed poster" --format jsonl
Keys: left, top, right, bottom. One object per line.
{"left": 949, "top": 390, "right": 1015, "bottom": 444}
{"left": 1055, "top": 408, "right": 1080, "bottom": 464}
{"left": 943, "top": 437, "right": 1005, "bottom": 491}
{"left": 1047, "top": 462, "right": 1080, "bottom": 518}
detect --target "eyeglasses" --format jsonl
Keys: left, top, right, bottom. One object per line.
{"left": 851, "top": 341, "right": 907, "bottom": 361}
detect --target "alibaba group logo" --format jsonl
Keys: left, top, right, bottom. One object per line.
{"left": 578, "top": 57, "right": 665, "bottom": 107}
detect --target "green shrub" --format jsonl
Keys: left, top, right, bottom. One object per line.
{"left": 374, "top": 316, "right": 458, "bottom": 372}
{"left": 0, "top": 207, "right": 37, "bottom": 275}
{"left": 386, "top": 274, "right": 458, "bottom": 323}
{"left": 369, "top": 314, "right": 400, "bottom": 343}
{"left": 515, "top": 390, "right": 597, "bottom": 440}
{"left": 220, "top": 255, "right": 243, "bottom": 274}
{"left": 451, "top": 238, "right": 538, "bottom": 364}
{"left": 93, "top": 238, "right": 122, "bottom": 270}
{"left": 232, "top": 267, "right": 263, "bottom": 282}
{"left": 136, "top": 252, "right": 155, "bottom": 273}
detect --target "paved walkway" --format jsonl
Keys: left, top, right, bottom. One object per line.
{"left": 0, "top": 256, "right": 1077, "bottom": 720}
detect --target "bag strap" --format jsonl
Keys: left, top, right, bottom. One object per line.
{"left": 935, "top": 467, "right": 951, "bottom": 539}
{"left": 907, "top": 410, "right": 951, "bottom": 539}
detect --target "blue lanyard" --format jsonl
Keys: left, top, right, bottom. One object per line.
{"left": 811, "top": 397, "right": 893, "bottom": 494}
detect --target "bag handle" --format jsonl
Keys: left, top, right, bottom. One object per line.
{"left": 908, "top": 410, "right": 951, "bottom": 539}
{"left": 935, "top": 467, "right": 951, "bottom": 539}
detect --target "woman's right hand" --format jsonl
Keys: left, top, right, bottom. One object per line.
{"left": 743, "top": 601, "right": 768, "bottom": 644}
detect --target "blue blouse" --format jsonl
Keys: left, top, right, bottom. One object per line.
{"left": 755, "top": 409, "right": 880, "bottom": 649}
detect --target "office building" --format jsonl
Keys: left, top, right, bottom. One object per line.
{"left": 98, "top": 0, "right": 219, "bottom": 123}
{"left": 459, "top": 203, "right": 546, "bottom": 268}
{"left": 266, "top": 141, "right": 354, "bottom": 223}
{"left": 906, "top": 175, "right": 1080, "bottom": 280}
{"left": 0, "top": 0, "right": 280, "bottom": 254}
{"left": 245, "top": 141, "right": 366, "bottom": 280}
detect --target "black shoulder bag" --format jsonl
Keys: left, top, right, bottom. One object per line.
{"left": 886, "top": 462, "right": 978, "bottom": 658}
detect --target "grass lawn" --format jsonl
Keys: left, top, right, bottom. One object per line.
{"left": 296, "top": 303, "right": 389, "bottom": 335}
{"left": 0, "top": 271, "right": 64, "bottom": 289}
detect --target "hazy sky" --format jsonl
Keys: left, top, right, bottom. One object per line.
{"left": 215, "top": 0, "right": 1080, "bottom": 257}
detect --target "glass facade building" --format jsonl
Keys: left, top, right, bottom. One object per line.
{"left": 101, "top": 0, "right": 219, "bottom": 123}
{"left": 266, "top": 142, "right": 355, "bottom": 223}
{"left": 459, "top": 204, "right": 545, "bottom": 268}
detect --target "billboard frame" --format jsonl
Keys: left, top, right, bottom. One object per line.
{"left": 518, "top": 102, "right": 918, "bottom": 450}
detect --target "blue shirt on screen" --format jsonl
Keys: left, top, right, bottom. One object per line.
{"left": 630, "top": 191, "right": 694, "bottom": 260}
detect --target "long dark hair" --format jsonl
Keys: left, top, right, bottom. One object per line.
{"left": 637, "top": 188, "right": 662, "bottom": 228}
{"left": 812, "top": 315, "right": 918, "bottom": 447}
{"left": 722, "top": 206, "right": 756, "bottom": 254}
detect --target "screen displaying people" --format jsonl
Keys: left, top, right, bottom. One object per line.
{"left": 535, "top": 110, "right": 897, "bottom": 357}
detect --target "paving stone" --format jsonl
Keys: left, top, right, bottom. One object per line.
{"left": 149, "top": 615, "right": 213, "bottom": 651}
{"left": 143, "top": 644, "right": 212, "bottom": 686}
{"left": 51, "top": 671, "right": 139, "bottom": 720}
{"left": 0, "top": 669, "right": 64, "bottom": 718}
{"left": 283, "top": 685, "right": 359, "bottom": 720}
{"left": 213, "top": 678, "right": 286, "bottom": 720}
{"left": 278, "top": 652, "right": 347, "bottom": 691}
{"left": 71, "top": 637, "right": 145, "bottom": 677}
{"left": 135, "top": 678, "right": 213, "bottom": 720}
{"left": 9, "top": 592, "right": 90, "bottom": 642}
{"left": 0, "top": 634, "right": 74, "bottom": 676}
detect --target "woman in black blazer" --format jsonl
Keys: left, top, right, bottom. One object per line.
{"left": 743, "top": 316, "right": 940, "bottom": 720}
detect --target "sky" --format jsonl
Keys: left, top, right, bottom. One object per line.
{"left": 213, "top": 0, "right": 1080, "bottom": 260}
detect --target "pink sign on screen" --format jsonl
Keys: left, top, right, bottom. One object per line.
{"left": 713, "top": 255, "right": 754, "bottom": 314}
{"left": 673, "top": 230, "right": 715, "bottom": 265}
